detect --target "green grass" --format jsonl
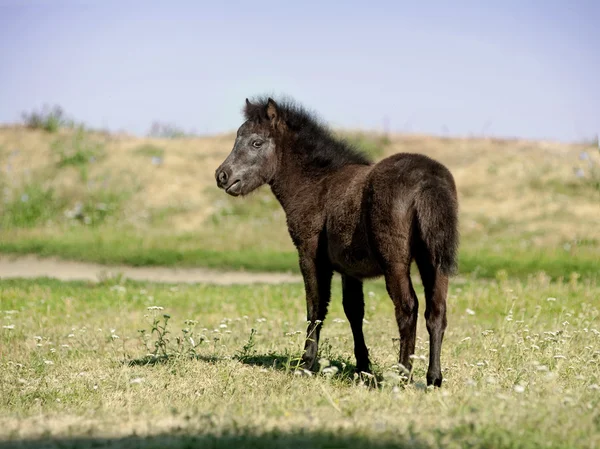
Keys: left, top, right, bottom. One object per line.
{"left": 0, "top": 183, "right": 62, "bottom": 228}
{"left": 1, "top": 277, "right": 599, "bottom": 448}
{"left": 0, "top": 185, "right": 126, "bottom": 230}
{"left": 0, "top": 227, "right": 598, "bottom": 281}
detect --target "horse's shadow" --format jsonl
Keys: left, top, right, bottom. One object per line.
{"left": 125, "top": 352, "right": 383, "bottom": 385}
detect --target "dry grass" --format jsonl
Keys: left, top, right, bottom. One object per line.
{"left": 1, "top": 276, "right": 599, "bottom": 448}
{"left": 0, "top": 127, "right": 236, "bottom": 227}
{"left": 1, "top": 126, "right": 598, "bottom": 241}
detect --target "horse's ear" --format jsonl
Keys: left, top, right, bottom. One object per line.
{"left": 266, "top": 98, "right": 283, "bottom": 130}
{"left": 266, "top": 98, "right": 278, "bottom": 122}
{"left": 243, "top": 98, "right": 257, "bottom": 120}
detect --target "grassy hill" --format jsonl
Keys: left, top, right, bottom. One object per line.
{"left": 0, "top": 123, "right": 598, "bottom": 279}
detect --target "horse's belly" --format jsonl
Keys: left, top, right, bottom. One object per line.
{"left": 326, "top": 231, "right": 382, "bottom": 279}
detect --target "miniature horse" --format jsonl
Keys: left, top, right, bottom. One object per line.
{"left": 215, "top": 97, "right": 459, "bottom": 387}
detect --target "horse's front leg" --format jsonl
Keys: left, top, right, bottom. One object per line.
{"left": 298, "top": 243, "right": 333, "bottom": 371}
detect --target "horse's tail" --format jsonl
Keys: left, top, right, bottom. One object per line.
{"left": 414, "top": 181, "right": 459, "bottom": 276}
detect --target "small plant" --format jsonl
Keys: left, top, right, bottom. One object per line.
{"left": 51, "top": 129, "right": 105, "bottom": 181}
{"left": 235, "top": 328, "right": 257, "bottom": 361}
{"left": 147, "top": 121, "right": 192, "bottom": 139}
{"left": 137, "top": 308, "right": 205, "bottom": 362}
{"left": 21, "top": 104, "right": 74, "bottom": 133}
{"left": 138, "top": 311, "right": 171, "bottom": 358}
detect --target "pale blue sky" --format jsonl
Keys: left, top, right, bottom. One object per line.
{"left": 0, "top": 0, "right": 598, "bottom": 142}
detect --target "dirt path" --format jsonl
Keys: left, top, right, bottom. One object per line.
{"left": 0, "top": 255, "right": 302, "bottom": 285}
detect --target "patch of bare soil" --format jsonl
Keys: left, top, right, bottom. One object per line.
{"left": 0, "top": 255, "right": 301, "bottom": 285}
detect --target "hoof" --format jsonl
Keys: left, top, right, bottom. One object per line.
{"left": 354, "top": 365, "right": 371, "bottom": 375}
{"left": 300, "top": 357, "right": 316, "bottom": 372}
{"left": 426, "top": 374, "right": 443, "bottom": 388}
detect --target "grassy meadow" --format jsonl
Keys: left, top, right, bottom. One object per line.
{"left": 1, "top": 276, "right": 599, "bottom": 448}
{"left": 0, "top": 123, "right": 598, "bottom": 279}
{"left": 1, "top": 114, "right": 599, "bottom": 448}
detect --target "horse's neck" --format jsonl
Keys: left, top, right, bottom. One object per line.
{"left": 269, "top": 159, "right": 328, "bottom": 215}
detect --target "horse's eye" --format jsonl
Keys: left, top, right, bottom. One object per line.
{"left": 252, "top": 140, "right": 263, "bottom": 148}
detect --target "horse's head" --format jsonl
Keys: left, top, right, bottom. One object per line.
{"left": 215, "top": 97, "right": 283, "bottom": 197}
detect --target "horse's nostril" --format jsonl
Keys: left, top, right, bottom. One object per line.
{"left": 218, "top": 171, "right": 228, "bottom": 185}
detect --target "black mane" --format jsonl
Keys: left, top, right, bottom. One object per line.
{"left": 244, "top": 96, "right": 372, "bottom": 169}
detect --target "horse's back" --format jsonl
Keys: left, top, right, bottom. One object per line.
{"left": 368, "top": 152, "right": 456, "bottom": 196}
{"left": 366, "top": 152, "right": 459, "bottom": 273}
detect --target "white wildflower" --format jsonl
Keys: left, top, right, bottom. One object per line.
{"left": 322, "top": 366, "right": 339, "bottom": 376}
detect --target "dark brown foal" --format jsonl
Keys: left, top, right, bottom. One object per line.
{"left": 216, "top": 96, "right": 458, "bottom": 386}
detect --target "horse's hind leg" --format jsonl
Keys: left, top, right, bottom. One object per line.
{"left": 368, "top": 202, "right": 419, "bottom": 376}
{"left": 341, "top": 275, "right": 370, "bottom": 373}
{"left": 383, "top": 263, "right": 419, "bottom": 376}
{"left": 416, "top": 255, "right": 448, "bottom": 387}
